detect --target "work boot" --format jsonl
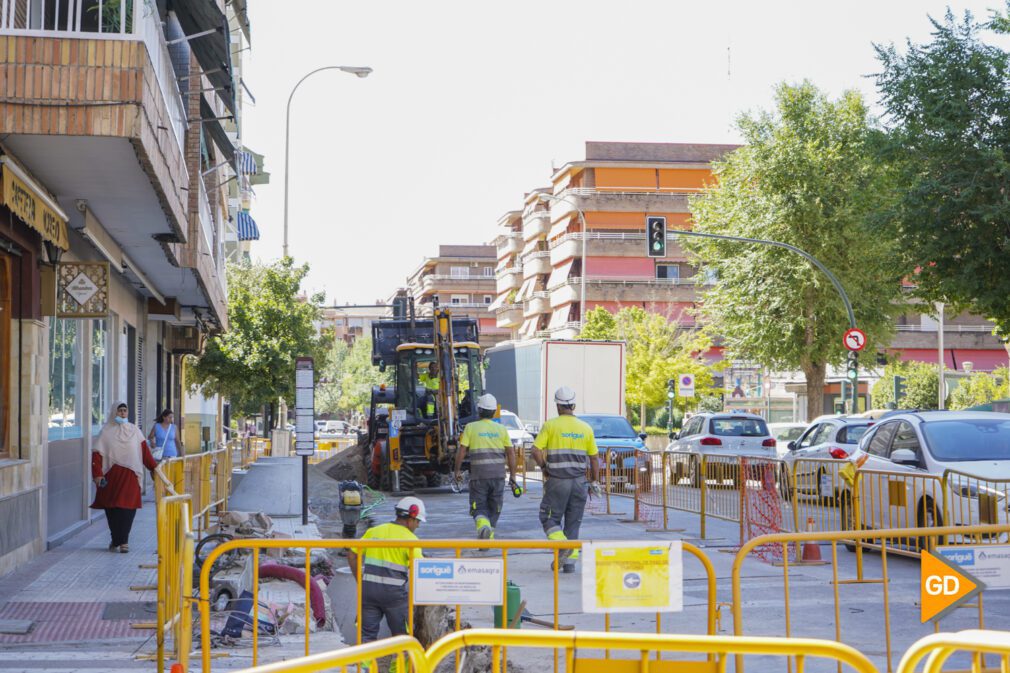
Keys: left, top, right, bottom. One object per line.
{"left": 550, "top": 548, "right": 574, "bottom": 571}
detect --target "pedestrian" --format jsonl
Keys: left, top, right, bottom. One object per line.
{"left": 91, "top": 402, "right": 159, "bottom": 553}
{"left": 147, "top": 408, "right": 183, "bottom": 460}
{"left": 347, "top": 496, "right": 426, "bottom": 656}
{"left": 454, "top": 393, "right": 516, "bottom": 540}
{"left": 531, "top": 387, "right": 602, "bottom": 573}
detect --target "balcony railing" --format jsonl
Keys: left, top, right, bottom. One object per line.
{"left": 197, "top": 176, "right": 216, "bottom": 259}
{"left": 560, "top": 186, "right": 705, "bottom": 197}
{"left": 521, "top": 250, "right": 551, "bottom": 260}
{"left": 557, "top": 276, "right": 710, "bottom": 287}
{"left": 895, "top": 323, "right": 994, "bottom": 333}
{"left": 535, "top": 322, "right": 582, "bottom": 338}
{"left": 495, "top": 303, "right": 522, "bottom": 314}
{"left": 551, "top": 232, "right": 646, "bottom": 245}
{"left": 522, "top": 209, "right": 550, "bottom": 222}
{"left": 424, "top": 274, "right": 497, "bottom": 282}
{"left": 447, "top": 302, "right": 494, "bottom": 310}
{"left": 495, "top": 266, "right": 520, "bottom": 279}
{"left": 0, "top": 0, "right": 187, "bottom": 153}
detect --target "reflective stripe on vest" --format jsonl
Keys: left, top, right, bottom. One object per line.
{"left": 545, "top": 448, "right": 588, "bottom": 478}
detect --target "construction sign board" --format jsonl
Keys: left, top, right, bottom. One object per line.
{"left": 582, "top": 540, "right": 682, "bottom": 614}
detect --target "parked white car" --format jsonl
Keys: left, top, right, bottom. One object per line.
{"left": 668, "top": 411, "right": 777, "bottom": 456}
{"left": 849, "top": 411, "right": 1010, "bottom": 541}
{"left": 768, "top": 422, "right": 808, "bottom": 458}
{"left": 783, "top": 415, "right": 874, "bottom": 500}
{"left": 499, "top": 410, "right": 534, "bottom": 451}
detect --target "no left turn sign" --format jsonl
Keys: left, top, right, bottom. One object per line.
{"left": 844, "top": 328, "right": 867, "bottom": 352}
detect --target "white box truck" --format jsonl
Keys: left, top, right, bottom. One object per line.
{"left": 484, "top": 340, "right": 625, "bottom": 431}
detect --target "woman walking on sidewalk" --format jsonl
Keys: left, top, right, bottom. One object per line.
{"left": 148, "top": 408, "right": 183, "bottom": 459}
{"left": 91, "top": 402, "right": 159, "bottom": 553}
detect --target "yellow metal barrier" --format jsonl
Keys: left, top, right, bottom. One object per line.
{"left": 942, "top": 469, "right": 1010, "bottom": 543}
{"left": 230, "top": 629, "right": 880, "bottom": 673}
{"left": 791, "top": 457, "right": 847, "bottom": 535}
{"left": 731, "top": 523, "right": 1006, "bottom": 673}
{"left": 160, "top": 448, "right": 231, "bottom": 536}
{"left": 152, "top": 469, "right": 196, "bottom": 673}
{"left": 198, "top": 537, "right": 719, "bottom": 672}
{"left": 897, "top": 629, "right": 1010, "bottom": 673}
{"left": 852, "top": 468, "right": 947, "bottom": 556}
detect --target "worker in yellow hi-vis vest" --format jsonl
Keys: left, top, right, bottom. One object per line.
{"left": 455, "top": 393, "right": 516, "bottom": 540}
{"left": 531, "top": 386, "right": 601, "bottom": 574}
{"left": 418, "top": 362, "right": 439, "bottom": 418}
{"left": 347, "top": 496, "right": 426, "bottom": 671}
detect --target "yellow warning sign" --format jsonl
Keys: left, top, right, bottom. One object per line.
{"left": 582, "top": 541, "right": 682, "bottom": 614}
{"left": 921, "top": 550, "right": 985, "bottom": 623}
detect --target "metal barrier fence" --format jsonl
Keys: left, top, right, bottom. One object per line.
{"left": 730, "top": 523, "right": 1008, "bottom": 673}
{"left": 152, "top": 470, "right": 196, "bottom": 673}
{"left": 851, "top": 469, "right": 947, "bottom": 557}
{"left": 941, "top": 469, "right": 1010, "bottom": 542}
{"left": 897, "top": 629, "right": 1010, "bottom": 673}
{"left": 197, "top": 538, "right": 719, "bottom": 672}
{"left": 230, "top": 628, "right": 882, "bottom": 673}
{"left": 160, "top": 447, "right": 231, "bottom": 536}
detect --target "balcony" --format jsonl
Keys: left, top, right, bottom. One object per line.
{"left": 522, "top": 211, "right": 551, "bottom": 240}
{"left": 890, "top": 322, "right": 1003, "bottom": 350}
{"left": 496, "top": 304, "right": 523, "bottom": 328}
{"left": 550, "top": 187, "right": 691, "bottom": 221}
{"left": 496, "top": 265, "right": 521, "bottom": 280}
{"left": 549, "top": 277, "right": 705, "bottom": 308}
{"left": 521, "top": 252, "right": 551, "bottom": 279}
{"left": 550, "top": 232, "right": 690, "bottom": 265}
{"left": 536, "top": 322, "right": 582, "bottom": 340}
{"left": 524, "top": 293, "right": 550, "bottom": 318}
{"left": 496, "top": 270, "right": 521, "bottom": 292}
{"left": 420, "top": 274, "right": 496, "bottom": 294}
{"left": 497, "top": 235, "right": 521, "bottom": 256}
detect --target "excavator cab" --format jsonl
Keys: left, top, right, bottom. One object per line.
{"left": 393, "top": 344, "right": 483, "bottom": 424}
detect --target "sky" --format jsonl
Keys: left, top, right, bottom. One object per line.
{"left": 240, "top": 1, "right": 1005, "bottom": 305}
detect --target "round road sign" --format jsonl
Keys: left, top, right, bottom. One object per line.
{"left": 843, "top": 328, "right": 867, "bottom": 352}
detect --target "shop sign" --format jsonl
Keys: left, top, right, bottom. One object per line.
{"left": 57, "top": 262, "right": 109, "bottom": 318}
{"left": 0, "top": 159, "right": 69, "bottom": 250}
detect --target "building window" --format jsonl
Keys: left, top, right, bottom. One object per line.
{"left": 450, "top": 267, "right": 468, "bottom": 279}
{"left": 451, "top": 295, "right": 468, "bottom": 305}
{"left": 656, "top": 264, "right": 680, "bottom": 280}
{"left": 49, "top": 318, "right": 82, "bottom": 441}
{"left": 482, "top": 266, "right": 494, "bottom": 277}
{"left": 483, "top": 295, "right": 493, "bottom": 304}
{"left": 91, "top": 319, "right": 110, "bottom": 435}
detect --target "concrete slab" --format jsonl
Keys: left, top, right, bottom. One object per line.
{"left": 228, "top": 458, "right": 302, "bottom": 517}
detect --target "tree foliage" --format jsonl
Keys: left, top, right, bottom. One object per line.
{"left": 870, "top": 360, "right": 941, "bottom": 410}
{"left": 315, "top": 339, "right": 349, "bottom": 416}
{"left": 336, "top": 336, "right": 391, "bottom": 416}
{"left": 188, "top": 259, "right": 331, "bottom": 418}
{"left": 948, "top": 367, "right": 1010, "bottom": 410}
{"left": 579, "top": 307, "right": 721, "bottom": 426}
{"left": 686, "top": 81, "right": 902, "bottom": 420}
{"left": 874, "top": 9, "right": 1010, "bottom": 335}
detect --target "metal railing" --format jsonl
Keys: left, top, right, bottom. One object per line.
{"left": 897, "top": 630, "right": 1010, "bottom": 673}
{"left": 159, "top": 447, "right": 231, "bottom": 535}
{"left": 559, "top": 186, "right": 700, "bottom": 198}
{"left": 895, "top": 323, "right": 994, "bottom": 333}
{"left": 198, "top": 537, "right": 719, "bottom": 673}
{"left": 152, "top": 468, "right": 195, "bottom": 673}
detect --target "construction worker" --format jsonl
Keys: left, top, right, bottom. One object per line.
{"left": 419, "top": 362, "right": 439, "bottom": 417}
{"left": 454, "top": 393, "right": 516, "bottom": 540}
{"left": 347, "top": 496, "right": 426, "bottom": 655}
{"left": 531, "top": 386, "right": 602, "bottom": 573}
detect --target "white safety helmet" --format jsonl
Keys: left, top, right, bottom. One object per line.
{"left": 395, "top": 496, "right": 427, "bottom": 522}
{"left": 477, "top": 393, "right": 498, "bottom": 412}
{"left": 554, "top": 386, "right": 577, "bottom": 406}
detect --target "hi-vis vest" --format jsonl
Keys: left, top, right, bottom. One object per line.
{"left": 460, "top": 418, "right": 511, "bottom": 479}
{"left": 533, "top": 415, "right": 598, "bottom": 479}
{"left": 360, "top": 522, "right": 420, "bottom": 590}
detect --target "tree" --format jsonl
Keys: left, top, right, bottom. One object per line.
{"left": 579, "top": 306, "right": 721, "bottom": 430}
{"left": 870, "top": 360, "right": 941, "bottom": 410}
{"left": 188, "top": 259, "right": 331, "bottom": 424}
{"left": 948, "top": 367, "right": 1010, "bottom": 409}
{"left": 315, "top": 339, "right": 349, "bottom": 416}
{"left": 686, "top": 82, "right": 902, "bottom": 421}
{"left": 338, "top": 336, "right": 391, "bottom": 417}
{"left": 874, "top": 10, "right": 1010, "bottom": 335}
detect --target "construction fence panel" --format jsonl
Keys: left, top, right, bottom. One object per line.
{"left": 942, "top": 469, "right": 1010, "bottom": 544}
{"left": 852, "top": 469, "right": 947, "bottom": 556}
{"left": 198, "top": 538, "right": 719, "bottom": 673}
{"left": 790, "top": 458, "right": 848, "bottom": 535}
{"left": 896, "top": 629, "right": 1010, "bottom": 673}
{"left": 153, "top": 470, "right": 195, "bottom": 673}
{"left": 731, "top": 524, "right": 1006, "bottom": 673}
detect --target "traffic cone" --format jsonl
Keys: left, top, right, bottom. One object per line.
{"left": 801, "top": 516, "right": 822, "bottom": 562}
{"left": 170, "top": 664, "right": 184, "bottom": 673}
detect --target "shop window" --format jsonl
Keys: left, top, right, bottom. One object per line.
{"left": 49, "top": 319, "right": 82, "bottom": 441}
{"left": 0, "top": 256, "right": 10, "bottom": 457}
{"left": 91, "top": 319, "right": 110, "bottom": 435}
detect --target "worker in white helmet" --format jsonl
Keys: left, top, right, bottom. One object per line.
{"left": 531, "top": 386, "right": 601, "bottom": 573}
{"left": 455, "top": 393, "right": 516, "bottom": 540}
{"left": 347, "top": 496, "right": 426, "bottom": 657}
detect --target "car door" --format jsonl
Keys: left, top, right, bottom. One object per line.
{"left": 858, "top": 421, "right": 900, "bottom": 527}
{"left": 883, "top": 421, "right": 932, "bottom": 530}
{"left": 681, "top": 416, "right": 703, "bottom": 453}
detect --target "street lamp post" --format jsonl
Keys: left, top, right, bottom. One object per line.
{"left": 667, "top": 229, "right": 859, "bottom": 415}
{"left": 283, "top": 65, "right": 372, "bottom": 259}
{"left": 538, "top": 193, "right": 587, "bottom": 328}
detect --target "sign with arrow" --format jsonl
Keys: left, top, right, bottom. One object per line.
{"left": 921, "top": 550, "right": 986, "bottom": 623}
{"left": 843, "top": 328, "right": 866, "bottom": 352}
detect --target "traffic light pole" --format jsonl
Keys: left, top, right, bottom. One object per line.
{"left": 667, "top": 229, "right": 859, "bottom": 413}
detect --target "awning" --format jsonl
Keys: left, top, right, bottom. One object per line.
{"left": 0, "top": 157, "right": 69, "bottom": 250}
{"left": 174, "top": 0, "right": 235, "bottom": 114}
{"left": 496, "top": 256, "right": 511, "bottom": 271}
{"left": 522, "top": 237, "right": 541, "bottom": 255}
{"left": 547, "top": 259, "right": 574, "bottom": 289}
{"left": 236, "top": 211, "right": 259, "bottom": 241}
{"left": 238, "top": 150, "right": 257, "bottom": 175}
{"left": 200, "top": 96, "right": 236, "bottom": 163}
{"left": 488, "top": 294, "right": 507, "bottom": 311}
{"left": 515, "top": 277, "right": 536, "bottom": 302}
{"left": 548, "top": 306, "right": 571, "bottom": 330}
{"left": 242, "top": 147, "right": 270, "bottom": 186}
{"left": 549, "top": 215, "right": 574, "bottom": 240}
{"left": 892, "top": 348, "right": 1009, "bottom": 372}
{"left": 519, "top": 317, "right": 538, "bottom": 337}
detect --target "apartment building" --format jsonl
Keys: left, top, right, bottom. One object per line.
{"left": 404, "top": 244, "right": 508, "bottom": 348}
{"left": 493, "top": 142, "right": 736, "bottom": 340}
{"left": 319, "top": 304, "right": 393, "bottom": 346}
{"left": 0, "top": 0, "right": 248, "bottom": 577}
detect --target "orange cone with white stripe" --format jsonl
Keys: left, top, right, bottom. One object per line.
{"left": 801, "top": 516, "right": 822, "bottom": 562}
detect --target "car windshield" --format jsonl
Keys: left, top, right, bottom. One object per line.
{"left": 711, "top": 417, "right": 769, "bottom": 437}
{"left": 774, "top": 426, "right": 806, "bottom": 441}
{"left": 922, "top": 419, "right": 1010, "bottom": 461}
{"left": 499, "top": 415, "right": 521, "bottom": 430}
{"left": 841, "top": 424, "right": 871, "bottom": 445}
{"left": 581, "top": 415, "right": 637, "bottom": 438}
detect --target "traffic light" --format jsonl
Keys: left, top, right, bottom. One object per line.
{"left": 846, "top": 351, "right": 858, "bottom": 382}
{"left": 647, "top": 216, "right": 667, "bottom": 258}
{"left": 893, "top": 375, "right": 907, "bottom": 402}
{"left": 667, "top": 378, "right": 675, "bottom": 400}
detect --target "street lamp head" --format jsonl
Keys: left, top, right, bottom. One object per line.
{"left": 537, "top": 193, "right": 556, "bottom": 203}
{"left": 340, "top": 66, "right": 373, "bottom": 78}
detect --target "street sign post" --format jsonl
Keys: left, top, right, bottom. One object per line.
{"left": 677, "top": 373, "right": 695, "bottom": 398}
{"left": 843, "top": 328, "right": 866, "bottom": 351}
{"left": 295, "top": 357, "right": 314, "bottom": 525}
